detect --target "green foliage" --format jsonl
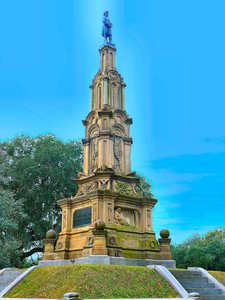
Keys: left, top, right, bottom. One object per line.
{"left": 114, "top": 176, "right": 153, "bottom": 197}
{"left": 209, "top": 271, "right": 225, "bottom": 286}
{"left": 0, "top": 135, "right": 83, "bottom": 264}
{"left": 114, "top": 181, "right": 134, "bottom": 196}
{"left": 136, "top": 175, "right": 153, "bottom": 197}
{"left": 6, "top": 265, "right": 179, "bottom": 299}
{"left": 172, "top": 228, "right": 225, "bottom": 271}
{"left": 0, "top": 189, "right": 26, "bottom": 268}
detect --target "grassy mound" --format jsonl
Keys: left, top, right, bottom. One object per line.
{"left": 209, "top": 271, "right": 225, "bottom": 286}
{"left": 6, "top": 265, "right": 179, "bottom": 299}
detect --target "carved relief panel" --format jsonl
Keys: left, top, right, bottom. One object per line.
{"left": 107, "top": 202, "right": 113, "bottom": 223}
{"left": 91, "top": 138, "right": 99, "bottom": 172}
{"left": 146, "top": 209, "right": 152, "bottom": 231}
{"left": 114, "top": 207, "right": 139, "bottom": 227}
{"left": 113, "top": 137, "right": 123, "bottom": 172}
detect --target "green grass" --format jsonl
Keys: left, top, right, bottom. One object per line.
{"left": 209, "top": 271, "right": 225, "bottom": 286}
{"left": 6, "top": 264, "right": 179, "bottom": 299}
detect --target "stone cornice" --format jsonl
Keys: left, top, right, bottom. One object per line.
{"left": 82, "top": 133, "right": 132, "bottom": 144}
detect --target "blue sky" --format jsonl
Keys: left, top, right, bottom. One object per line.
{"left": 0, "top": 0, "right": 224, "bottom": 243}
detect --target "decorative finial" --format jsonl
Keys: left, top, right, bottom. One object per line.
{"left": 102, "top": 11, "right": 113, "bottom": 44}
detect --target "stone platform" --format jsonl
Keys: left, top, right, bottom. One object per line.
{"left": 39, "top": 255, "right": 176, "bottom": 268}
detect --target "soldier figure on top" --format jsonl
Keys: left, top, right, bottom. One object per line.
{"left": 102, "top": 11, "right": 113, "bottom": 44}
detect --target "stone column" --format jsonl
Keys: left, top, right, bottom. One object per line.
{"left": 83, "top": 141, "right": 89, "bottom": 176}
{"left": 103, "top": 76, "right": 109, "bottom": 105}
{"left": 142, "top": 206, "right": 153, "bottom": 232}
{"left": 121, "top": 83, "right": 126, "bottom": 110}
{"left": 90, "top": 85, "right": 94, "bottom": 110}
{"left": 158, "top": 229, "right": 172, "bottom": 260}
{"left": 124, "top": 141, "right": 131, "bottom": 174}
{"left": 91, "top": 220, "right": 108, "bottom": 255}
{"left": 42, "top": 229, "right": 56, "bottom": 260}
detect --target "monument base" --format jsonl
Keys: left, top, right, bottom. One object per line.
{"left": 39, "top": 255, "right": 176, "bottom": 268}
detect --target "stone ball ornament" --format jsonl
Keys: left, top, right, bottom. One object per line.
{"left": 46, "top": 229, "right": 57, "bottom": 239}
{"left": 94, "top": 219, "right": 106, "bottom": 230}
{"left": 160, "top": 229, "right": 170, "bottom": 239}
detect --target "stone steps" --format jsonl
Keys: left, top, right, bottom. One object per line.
{"left": 170, "top": 269, "right": 224, "bottom": 300}
{"left": 179, "top": 281, "right": 215, "bottom": 289}
{"left": 200, "top": 295, "right": 225, "bottom": 300}
{"left": 170, "top": 270, "right": 202, "bottom": 277}
{"left": 0, "top": 269, "right": 25, "bottom": 293}
{"left": 178, "top": 276, "right": 209, "bottom": 283}
{"left": 186, "top": 288, "right": 222, "bottom": 295}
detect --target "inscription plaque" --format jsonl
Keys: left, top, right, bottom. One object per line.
{"left": 73, "top": 207, "right": 92, "bottom": 228}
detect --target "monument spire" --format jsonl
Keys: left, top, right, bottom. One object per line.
{"left": 90, "top": 12, "right": 126, "bottom": 112}
{"left": 84, "top": 15, "right": 130, "bottom": 177}
{"left": 42, "top": 12, "right": 173, "bottom": 266}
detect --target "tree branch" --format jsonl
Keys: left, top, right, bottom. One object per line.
{"left": 22, "top": 246, "right": 44, "bottom": 259}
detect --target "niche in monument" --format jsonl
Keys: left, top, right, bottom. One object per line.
{"left": 73, "top": 206, "right": 92, "bottom": 228}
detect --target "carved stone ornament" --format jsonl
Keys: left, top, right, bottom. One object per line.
{"left": 113, "top": 137, "right": 122, "bottom": 171}
{"left": 88, "top": 237, "right": 94, "bottom": 245}
{"left": 99, "top": 179, "right": 109, "bottom": 190}
{"left": 150, "top": 241, "right": 156, "bottom": 249}
{"left": 109, "top": 237, "right": 116, "bottom": 245}
{"left": 109, "top": 71, "right": 118, "bottom": 81}
{"left": 91, "top": 138, "right": 99, "bottom": 172}
{"left": 57, "top": 241, "right": 63, "bottom": 249}
{"left": 91, "top": 116, "right": 96, "bottom": 125}
{"left": 114, "top": 208, "right": 129, "bottom": 226}
{"left": 76, "top": 181, "right": 97, "bottom": 196}
{"left": 115, "top": 115, "right": 122, "bottom": 123}
{"left": 96, "top": 72, "right": 103, "bottom": 83}
{"left": 114, "top": 207, "right": 139, "bottom": 227}
{"left": 89, "top": 124, "right": 99, "bottom": 138}
{"left": 114, "top": 181, "right": 134, "bottom": 196}
{"left": 111, "top": 123, "right": 126, "bottom": 137}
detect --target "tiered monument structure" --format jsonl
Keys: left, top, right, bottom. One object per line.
{"left": 43, "top": 12, "right": 174, "bottom": 266}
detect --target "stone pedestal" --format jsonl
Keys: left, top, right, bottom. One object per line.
{"left": 43, "top": 238, "right": 56, "bottom": 260}
{"left": 92, "top": 229, "right": 108, "bottom": 255}
{"left": 44, "top": 189, "right": 161, "bottom": 261}
{"left": 158, "top": 238, "right": 172, "bottom": 260}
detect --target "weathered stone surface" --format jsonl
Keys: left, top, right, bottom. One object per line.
{"left": 42, "top": 18, "right": 173, "bottom": 263}
{"left": 94, "top": 219, "right": 105, "bottom": 230}
{"left": 39, "top": 256, "right": 176, "bottom": 268}
{"left": 46, "top": 229, "right": 57, "bottom": 239}
{"left": 160, "top": 229, "right": 170, "bottom": 238}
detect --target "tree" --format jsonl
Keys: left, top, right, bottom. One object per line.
{"left": 0, "top": 190, "right": 26, "bottom": 268}
{"left": 0, "top": 135, "right": 83, "bottom": 259}
{"left": 0, "top": 135, "right": 152, "bottom": 265}
{"left": 172, "top": 228, "right": 225, "bottom": 271}
{"left": 0, "top": 158, "right": 27, "bottom": 268}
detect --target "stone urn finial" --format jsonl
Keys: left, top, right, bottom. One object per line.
{"left": 94, "top": 219, "right": 106, "bottom": 230}
{"left": 160, "top": 229, "right": 170, "bottom": 239}
{"left": 43, "top": 229, "right": 57, "bottom": 256}
{"left": 46, "top": 229, "right": 57, "bottom": 239}
{"left": 92, "top": 220, "right": 108, "bottom": 255}
{"left": 158, "top": 229, "right": 172, "bottom": 260}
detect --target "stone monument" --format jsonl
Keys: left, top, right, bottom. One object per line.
{"left": 42, "top": 12, "right": 174, "bottom": 267}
